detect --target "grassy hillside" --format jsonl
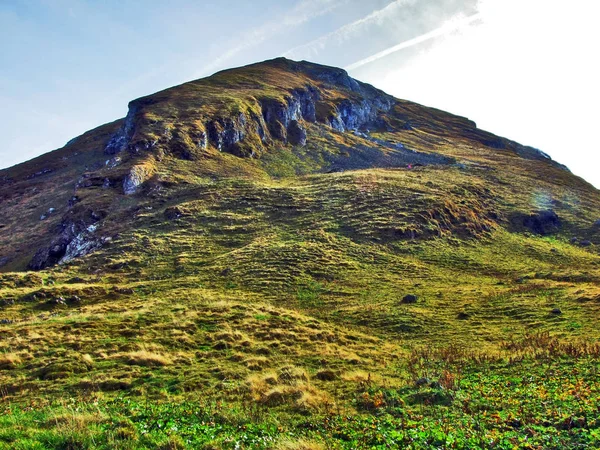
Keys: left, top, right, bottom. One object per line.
{"left": 1, "top": 58, "right": 600, "bottom": 449}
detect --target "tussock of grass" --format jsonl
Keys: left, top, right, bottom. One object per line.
{"left": 248, "top": 366, "right": 333, "bottom": 411}
{"left": 0, "top": 353, "right": 20, "bottom": 370}
{"left": 271, "top": 438, "right": 326, "bottom": 450}
{"left": 123, "top": 350, "right": 172, "bottom": 367}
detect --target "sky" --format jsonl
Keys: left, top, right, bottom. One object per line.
{"left": 1, "top": 0, "right": 599, "bottom": 187}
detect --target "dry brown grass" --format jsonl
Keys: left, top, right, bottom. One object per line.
{"left": 342, "top": 370, "right": 381, "bottom": 384}
{"left": 248, "top": 366, "right": 333, "bottom": 411}
{"left": 123, "top": 350, "right": 172, "bottom": 367}
{"left": 45, "top": 411, "right": 107, "bottom": 430}
{"left": 0, "top": 353, "right": 21, "bottom": 369}
{"left": 271, "top": 437, "right": 326, "bottom": 450}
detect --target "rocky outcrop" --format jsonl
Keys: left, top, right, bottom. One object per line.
{"left": 326, "top": 97, "right": 394, "bottom": 132}
{"left": 104, "top": 99, "right": 160, "bottom": 156}
{"left": 59, "top": 224, "right": 108, "bottom": 265}
{"left": 104, "top": 103, "right": 139, "bottom": 155}
{"left": 103, "top": 74, "right": 396, "bottom": 163}
{"left": 123, "top": 163, "right": 155, "bottom": 195}
{"left": 287, "top": 120, "right": 307, "bottom": 146}
{"left": 522, "top": 210, "right": 561, "bottom": 235}
{"left": 207, "top": 112, "right": 248, "bottom": 152}
{"left": 29, "top": 217, "right": 99, "bottom": 270}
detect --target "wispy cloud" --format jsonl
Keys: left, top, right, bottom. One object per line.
{"left": 194, "top": 0, "right": 347, "bottom": 78}
{"left": 283, "top": 0, "right": 414, "bottom": 60}
{"left": 345, "top": 12, "right": 482, "bottom": 70}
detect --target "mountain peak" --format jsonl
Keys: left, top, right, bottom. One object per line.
{"left": 0, "top": 58, "right": 596, "bottom": 273}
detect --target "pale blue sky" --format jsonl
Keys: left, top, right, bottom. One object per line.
{"left": 1, "top": 0, "right": 599, "bottom": 187}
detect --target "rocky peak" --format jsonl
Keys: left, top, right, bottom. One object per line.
{"left": 101, "top": 59, "right": 397, "bottom": 161}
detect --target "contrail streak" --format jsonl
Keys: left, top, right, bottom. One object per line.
{"left": 345, "top": 12, "right": 482, "bottom": 71}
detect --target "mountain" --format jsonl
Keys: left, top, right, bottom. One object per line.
{"left": 1, "top": 58, "right": 600, "bottom": 449}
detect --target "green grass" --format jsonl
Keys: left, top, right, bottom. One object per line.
{"left": 1, "top": 58, "right": 600, "bottom": 448}
{"left": 1, "top": 348, "right": 599, "bottom": 449}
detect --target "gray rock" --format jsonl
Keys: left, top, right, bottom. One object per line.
{"left": 123, "top": 165, "right": 153, "bottom": 195}
{"left": 523, "top": 210, "right": 561, "bottom": 235}
{"left": 551, "top": 308, "right": 562, "bottom": 315}
{"left": 352, "top": 130, "right": 369, "bottom": 139}
{"left": 207, "top": 113, "right": 248, "bottom": 153}
{"left": 29, "top": 216, "right": 103, "bottom": 270}
{"left": 164, "top": 206, "right": 187, "bottom": 220}
{"left": 415, "top": 377, "right": 430, "bottom": 387}
{"left": 580, "top": 240, "right": 592, "bottom": 247}
{"left": 67, "top": 295, "right": 81, "bottom": 304}
{"left": 59, "top": 224, "right": 102, "bottom": 264}
{"left": 68, "top": 196, "right": 79, "bottom": 207}
{"left": 402, "top": 294, "right": 418, "bottom": 304}
{"left": 47, "top": 297, "right": 66, "bottom": 306}
{"left": 287, "top": 120, "right": 307, "bottom": 146}
{"left": 105, "top": 156, "right": 122, "bottom": 169}
{"left": 104, "top": 102, "right": 141, "bottom": 155}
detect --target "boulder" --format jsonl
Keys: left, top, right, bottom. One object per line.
{"left": 522, "top": 210, "right": 561, "bottom": 235}
{"left": 164, "top": 206, "right": 188, "bottom": 220}
{"left": 315, "top": 369, "right": 338, "bottom": 381}
{"left": 401, "top": 294, "right": 418, "bottom": 304}
{"left": 415, "top": 377, "right": 430, "bottom": 387}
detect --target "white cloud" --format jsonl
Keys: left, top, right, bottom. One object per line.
{"left": 354, "top": 0, "right": 600, "bottom": 187}
{"left": 345, "top": 11, "right": 482, "bottom": 70}
{"left": 284, "top": 0, "right": 414, "bottom": 60}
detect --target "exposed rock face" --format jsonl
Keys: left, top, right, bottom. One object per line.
{"left": 328, "top": 97, "right": 394, "bottom": 132}
{"left": 123, "top": 164, "right": 154, "bottom": 195}
{"left": 523, "top": 210, "right": 561, "bottom": 235}
{"left": 29, "top": 219, "right": 100, "bottom": 270}
{"left": 287, "top": 120, "right": 307, "bottom": 146}
{"left": 207, "top": 113, "right": 248, "bottom": 152}
{"left": 59, "top": 224, "right": 105, "bottom": 265}
{"left": 104, "top": 103, "right": 139, "bottom": 155}
{"left": 102, "top": 68, "right": 395, "bottom": 161}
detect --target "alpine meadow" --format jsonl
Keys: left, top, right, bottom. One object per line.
{"left": 0, "top": 58, "right": 599, "bottom": 449}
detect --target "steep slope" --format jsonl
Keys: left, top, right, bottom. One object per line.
{"left": 0, "top": 58, "right": 597, "bottom": 274}
{"left": 1, "top": 58, "right": 600, "bottom": 449}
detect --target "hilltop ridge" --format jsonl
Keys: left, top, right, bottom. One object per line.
{"left": 1, "top": 58, "right": 592, "bottom": 274}
{"left": 1, "top": 58, "right": 600, "bottom": 449}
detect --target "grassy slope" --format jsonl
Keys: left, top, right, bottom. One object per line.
{"left": 1, "top": 59, "right": 600, "bottom": 448}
